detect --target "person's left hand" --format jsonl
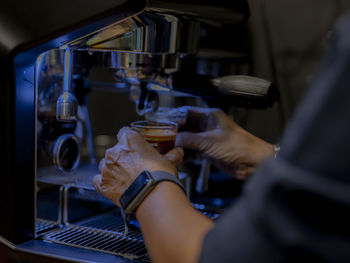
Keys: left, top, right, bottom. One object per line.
{"left": 93, "top": 127, "right": 184, "bottom": 207}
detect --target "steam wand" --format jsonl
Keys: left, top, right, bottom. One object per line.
{"left": 196, "top": 159, "right": 211, "bottom": 194}
{"left": 56, "top": 46, "right": 78, "bottom": 122}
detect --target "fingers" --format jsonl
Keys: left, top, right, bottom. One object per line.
{"left": 98, "top": 158, "right": 105, "bottom": 173}
{"left": 175, "top": 131, "right": 209, "bottom": 152}
{"left": 117, "top": 126, "right": 138, "bottom": 140}
{"left": 164, "top": 147, "right": 184, "bottom": 167}
{"left": 93, "top": 174, "right": 103, "bottom": 193}
{"left": 104, "top": 126, "right": 154, "bottom": 163}
{"left": 179, "top": 106, "right": 210, "bottom": 131}
{"left": 117, "top": 126, "right": 153, "bottom": 151}
{"left": 178, "top": 106, "right": 223, "bottom": 131}
{"left": 93, "top": 172, "right": 122, "bottom": 206}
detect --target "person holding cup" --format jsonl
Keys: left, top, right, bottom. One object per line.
{"left": 93, "top": 14, "right": 350, "bottom": 263}
{"left": 93, "top": 106, "right": 274, "bottom": 262}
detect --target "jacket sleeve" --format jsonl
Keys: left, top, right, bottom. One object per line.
{"left": 199, "top": 12, "right": 350, "bottom": 263}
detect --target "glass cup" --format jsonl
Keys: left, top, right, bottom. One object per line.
{"left": 130, "top": 120, "right": 178, "bottom": 154}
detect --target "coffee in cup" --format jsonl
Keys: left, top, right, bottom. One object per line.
{"left": 130, "top": 120, "right": 178, "bottom": 154}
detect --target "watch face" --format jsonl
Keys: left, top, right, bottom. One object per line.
{"left": 120, "top": 171, "right": 151, "bottom": 209}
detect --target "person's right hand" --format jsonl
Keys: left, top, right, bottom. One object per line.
{"left": 175, "top": 107, "right": 274, "bottom": 180}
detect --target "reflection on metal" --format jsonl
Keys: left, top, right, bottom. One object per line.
{"left": 68, "top": 8, "right": 200, "bottom": 55}
{"left": 105, "top": 52, "right": 180, "bottom": 73}
{"left": 0, "top": 235, "right": 15, "bottom": 250}
{"left": 61, "top": 8, "right": 201, "bottom": 94}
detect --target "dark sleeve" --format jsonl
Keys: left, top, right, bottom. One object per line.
{"left": 199, "top": 13, "right": 350, "bottom": 263}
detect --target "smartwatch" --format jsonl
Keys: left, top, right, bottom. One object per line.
{"left": 120, "top": 170, "right": 186, "bottom": 215}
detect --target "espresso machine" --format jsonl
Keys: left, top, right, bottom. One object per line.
{"left": 0, "top": 0, "right": 279, "bottom": 262}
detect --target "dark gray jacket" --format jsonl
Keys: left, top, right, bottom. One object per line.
{"left": 199, "top": 12, "right": 350, "bottom": 263}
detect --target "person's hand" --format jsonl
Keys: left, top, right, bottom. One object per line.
{"left": 176, "top": 107, "right": 273, "bottom": 180}
{"left": 93, "top": 127, "right": 184, "bottom": 206}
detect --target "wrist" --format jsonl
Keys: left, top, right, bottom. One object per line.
{"left": 135, "top": 181, "right": 187, "bottom": 219}
{"left": 256, "top": 139, "right": 274, "bottom": 162}
{"left": 120, "top": 170, "right": 185, "bottom": 215}
{"left": 239, "top": 129, "right": 274, "bottom": 164}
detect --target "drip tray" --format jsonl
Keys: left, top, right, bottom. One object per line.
{"left": 36, "top": 219, "right": 58, "bottom": 235}
{"left": 42, "top": 210, "right": 150, "bottom": 262}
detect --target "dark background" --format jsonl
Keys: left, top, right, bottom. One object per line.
{"left": 242, "top": 0, "right": 350, "bottom": 143}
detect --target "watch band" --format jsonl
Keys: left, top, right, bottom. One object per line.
{"left": 120, "top": 170, "right": 186, "bottom": 215}
{"left": 119, "top": 170, "right": 186, "bottom": 236}
{"left": 149, "top": 171, "right": 186, "bottom": 194}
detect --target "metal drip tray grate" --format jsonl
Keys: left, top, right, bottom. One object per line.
{"left": 44, "top": 225, "right": 149, "bottom": 260}
{"left": 75, "top": 210, "right": 143, "bottom": 240}
{"left": 36, "top": 219, "right": 58, "bottom": 235}
{"left": 43, "top": 211, "right": 150, "bottom": 261}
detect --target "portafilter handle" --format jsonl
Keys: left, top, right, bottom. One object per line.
{"left": 172, "top": 73, "right": 279, "bottom": 109}
{"left": 212, "top": 75, "right": 271, "bottom": 97}
{"left": 210, "top": 75, "right": 279, "bottom": 109}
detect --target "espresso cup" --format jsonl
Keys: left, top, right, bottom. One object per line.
{"left": 130, "top": 120, "right": 178, "bottom": 154}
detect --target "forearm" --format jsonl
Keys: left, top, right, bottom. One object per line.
{"left": 136, "top": 182, "right": 214, "bottom": 263}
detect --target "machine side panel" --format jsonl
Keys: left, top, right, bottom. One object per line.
{"left": 0, "top": 0, "right": 146, "bottom": 245}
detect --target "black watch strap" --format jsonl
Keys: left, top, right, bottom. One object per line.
{"left": 120, "top": 170, "right": 186, "bottom": 216}
{"left": 150, "top": 171, "right": 186, "bottom": 194}
{"left": 119, "top": 170, "right": 186, "bottom": 236}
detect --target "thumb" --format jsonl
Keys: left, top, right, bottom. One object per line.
{"left": 164, "top": 147, "right": 184, "bottom": 167}
{"left": 175, "top": 132, "right": 207, "bottom": 152}
{"left": 93, "top": 174, "right": 103, "bottom": 193}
